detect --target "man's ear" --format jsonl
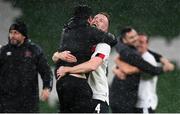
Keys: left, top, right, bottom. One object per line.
{"left": 122, "top": 38, "right": 127, "bottom": 43}
{"left": 23, "top": 36, "right": 26, "bottom": 40}
{"left": 88, "top": 16, "right": 93, "bottom": 24}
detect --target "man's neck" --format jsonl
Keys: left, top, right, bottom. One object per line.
{"left": 141, "top": 50, "right": 148, "bottom": 55}
{"left": 17, "top": 40, "right": 25, "bottom": 46}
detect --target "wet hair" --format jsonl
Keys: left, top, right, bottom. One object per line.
{"left": 119, "top": 26, "right": 134, "bottom": 41}
{"left": 73, "top": 5, "right": 93, "bottom": 19}
{"left": 138, "top": 32, "right": 149, "bottom": 43}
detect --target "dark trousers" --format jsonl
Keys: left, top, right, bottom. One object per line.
{"left": 110, "top": 76, "right": 139, "bottom": 113}
{"left": 0, "top": 94, "right": 38, "bottom": 113}
{"left": 135, "top": 107, "right": 155, "bottom": 113}
{"left": 91, "top": 99, "right": 109, "bottom": 113}
{"left": 56, "top": 75, "right": 93, "bottom": 113}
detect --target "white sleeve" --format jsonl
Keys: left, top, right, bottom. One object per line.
{"left": 142, "top": 52, "right": 158, "bottom": 77}
{"left": 91, "top": 43, "right": 111, "bottom": 62}
{"left": 142, "top": 52, "right": 158, "bottom": 67}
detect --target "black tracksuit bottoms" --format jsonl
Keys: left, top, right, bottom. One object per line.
{"left": 56, "top": 75, "right": 93, "bottom": 113}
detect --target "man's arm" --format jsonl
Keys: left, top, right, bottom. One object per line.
{"left": 57, "top": 57, "right": 103, "bottom": 77}
{"left": 57, "top": 43, "right": 111, "bottom": 77}
{"left": 114, "top": 56, "right": 140, "bottom": 74}
{"left": 52, "top": 51, "right": 77, "bottom": 63}
{"left": 160, "top": 57, "right": 175, "bottom": 71}
{"left": 118, "top": 48, "right": 164, "bottom": 76}
{"left": 112, "top": 56, "right": 140, "bottom": 80}
{"left": 148, "top": 50, "right": 162, "bottom": 62}
{"left": 37, "top": 51, "right": 53, "bottom": 90}
{"left": 91, "top": 27, "right": 117, "bottom": 47}
{"left": 36, "top": 46, "right": 53, "bottom": 101}
{"left": 114, "top": 53, "right": 174, "bottom": 79}
{"left": 149, "top": 50, "right": 174, "bottom": 71}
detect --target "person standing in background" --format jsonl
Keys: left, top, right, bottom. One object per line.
{"left": 0, "top": 21, "right": 53, "bottom": 113}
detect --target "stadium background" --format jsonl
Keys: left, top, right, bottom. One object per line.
{"left": 0, "top": 0, "right": 180, "bottom": 112}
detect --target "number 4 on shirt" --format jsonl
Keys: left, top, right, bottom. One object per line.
{"left": 95, "top": 103, "right": 101, "bottom": 113}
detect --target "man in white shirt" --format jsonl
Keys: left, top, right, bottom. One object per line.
{"left": 135, "top": 34, "right": 158, "bottom": 113}
{"left": 54, "top": 12, "right": 114, "bottom": 113}
{"left": 113, "top": 33, "right": 174, "bottom": 113}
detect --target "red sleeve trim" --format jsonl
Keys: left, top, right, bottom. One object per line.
{"left": 96, "top": 53, "right": 105, "bottom": 59}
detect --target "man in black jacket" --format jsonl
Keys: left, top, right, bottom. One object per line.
{"left": 55, "top": 5, "right": 117, "bottom": 113}
{"left": 109, "top": 27, "right": 169, "bottom": 113}
{"left": 0, "top": 21, "right": 53, "bottom": 112}
{"left": 111, "top": 33, "right": 174, "bottom": 113}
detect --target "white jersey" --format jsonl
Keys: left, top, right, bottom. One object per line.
{"left": 88, "top": 43, "right": 111, "bottom": 105}
{"left": 136, "top": 51, "right": 158, "bottom": 110}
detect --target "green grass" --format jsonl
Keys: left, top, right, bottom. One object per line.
{"left": 156, "top": 69, "right": 180, "bottom": 112}
{"left": 39, "top": 101, "right": 59, "bottom": 113}
{"left": 39, "top": 70, "right": 180, "bottom": 113}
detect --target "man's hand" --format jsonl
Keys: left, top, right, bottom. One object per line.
{"left": 163, "top": 62, "right": 175, "bottom": 72}
{"left": 115, "top": 56, "right": 140, "bottom": 75}
{"left": 40, "top": 88, "right": 50, "bottom": 101}
{"left": 112, "top": 66, "right": 126, "bottom": 80}
{"left": 161, "top": 57, "right": 175, "bottom": 72}
{"left": 57, "top": 66, "right": 70, "bottom": 79}
{"left": 52, "top": 51, "right": 77, "bottom": 63}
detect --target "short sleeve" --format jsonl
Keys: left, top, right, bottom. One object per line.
{"left": 91, "top": 43, "right": 111, "bottom": 62}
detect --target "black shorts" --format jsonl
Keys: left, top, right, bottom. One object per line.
{"left": 56, "top": 75, "right": 93, "bottom": 113}
{"left": 91, "top": 99, "right": 109, "bottom": 113}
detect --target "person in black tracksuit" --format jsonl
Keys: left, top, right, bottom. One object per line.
{"left": 109, "top": 27, "right": 164, "bottom": 113}
{"left": 55, "top": 5, "right": 117, "bottom": 113}
{"left": 0, "top": 21, "right": 53, "bottom": 113}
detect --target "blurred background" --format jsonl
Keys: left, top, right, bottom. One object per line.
{"left": 0, "top": 0, "right": 180, "bottom": 112}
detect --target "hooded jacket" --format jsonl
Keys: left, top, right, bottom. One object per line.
{"left": 0, "top": 40, "right": 53, "bottom": 98}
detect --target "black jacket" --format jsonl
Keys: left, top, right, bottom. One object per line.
{"left": 56, "top": 17, "right": 117, "bottom": 72}
{"left": 110, "top": 41, "right": 163, "bottom": 112}
{"left": 148, "top": 49, "right": 162, "bottom": 63}
{"left": 0, "top": 40, "right": 53, "bottom": 98}
{"left": 115, "top": 41, "right": 163, "bottom": 75}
